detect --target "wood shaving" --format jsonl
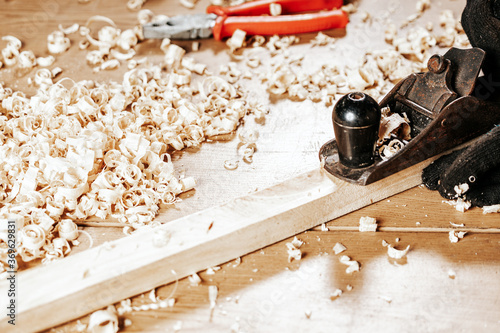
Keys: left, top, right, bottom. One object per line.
{"left": 378, "top": 107, "right": 411, "bottom": 143}
{"left": 449, "top": 222, "right": 465, "bottom": 228}
{"left": 416, "top": 0, "right": 430, "bottom": 14}
{"left": 188, "top": 273, "right": 202, "bottom": 286}
{"left": 359, "top": 216, "right": 377, "bottom": 232}
{"left": 208, "top": 285, "right": 218, "bottom": 310}
{"left": 59, "top": 23, "right": 80, "bottom": 35}
{"left": 137, "top": 9, "right": 155, "bottom": 25}
{"left": 286, "top": 237, "right": 303, "bottom": 262}
{"left": 57, "top": 219, "right": 79, "bottom": 240}
{"left": 47, "top": 30, "right": 71, "bottom": 54}
{"left": 448, "top": 269, "right": 456, "bottom": 279}
{"left": 482, "top": 205, "right": 500, "bottom": 214}
{"left": 269, "top": 3, "right": 282, "bottom": 16}
{"left": 226, "top": 29, "right": 247, "bottom": 53}
{"left": 232, "top": 257, "right": 241, "bottom": 267}
{"left": 36, "top": 55, "right": 55, "bottom": 67}
{"left": 310, "top": 32, "right": 336, "bottom": 47}
{"left": 320, "top": 223, "right": 329, "bottom": 231}
{"left": 339, "top": 255, "right": 360, "bottom": 273}
{"left": 449, "top": 230, "right": 467, "bottom": 243}
{"left": 333, "top": 242, "right": 346, "bottom": 254}
{"left": 17, "top": 50, "right": 37, "bottom": 69}
{"left": 346, "top": 285, "right": 353, "bottom": 291}
{"left": 127, "top": 0, "right": 147, "bottom": 11}
{"left": 2, "top": 35, "right": 22, "bottom": 50}
{"left": 454, "top": 183, "right": 469, "bottom": 196}
{"left": 291, "top": 236, "right": 303, "bottom": 248}
{"left": 387, "top": 244, "right": 410, "bottom": 259}
{"left": 379, "top": 139, "right": 405, "bottom": 160}
{"left": 443, "top": 198, "right": 471, "bottom": 213}
{"left": 331, "top": 289, "right": 343, "bottom": 298}
{"left": 88, "top": 306, "right": 119, "bottom": 333}
{"left": 2, "top": 44, "right": 19, "bottom": 66}
{"left": 179, "top": 0, "right": 198, "bottom": 9}
{"left": 224, "top": 160, "right": 239, "bottom": 170}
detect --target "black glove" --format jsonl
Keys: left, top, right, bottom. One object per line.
{"left": 422, "top": 126, "right": 500, "bottom": 207}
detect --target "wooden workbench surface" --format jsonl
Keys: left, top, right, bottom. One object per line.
{"left": 1, "top": 0, "right": 499, "bottom": 332}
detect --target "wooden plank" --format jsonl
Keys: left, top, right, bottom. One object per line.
{"left": 0, "top": 161, "right": 431, "bottom": 332}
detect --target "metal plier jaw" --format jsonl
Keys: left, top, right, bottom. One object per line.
{"left": 143, "top": 13, "right": 217, "bottom": 40}
{"left": 320, "top": 47, "right": 500, "bottom": 185}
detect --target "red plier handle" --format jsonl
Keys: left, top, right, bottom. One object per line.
{"left": 207, "top": 0, "right": 343, "bottom": 16}
{"left": 207, "top": 0, "right": 348, "bottom": 40}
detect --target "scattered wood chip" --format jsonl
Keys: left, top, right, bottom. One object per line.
{"left": 449, "top": 230, "right": 467, "bottom": 243}
{"left": 359, "top": 216, "right": 377, "bottom": 232}
{"left": 482, "top": 205, "right": 500, "bottom": 214}
{"left": 339, "top": 255, "right": 360, "bottom": 273}
{"left": 333, "top": 242, "right": 346, "bottom": 254}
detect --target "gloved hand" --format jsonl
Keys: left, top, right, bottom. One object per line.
{"left": 422, "top": 125, "right": 500, "bottom": 207}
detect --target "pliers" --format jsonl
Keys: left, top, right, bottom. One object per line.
{"left": 142, "top": 0, "right": 348, "bottom": 40}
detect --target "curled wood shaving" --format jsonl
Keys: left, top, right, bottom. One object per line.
{"left": 137, "top": 9, "right": 155, "bottom": 25}
{"left": 378, "top": 107, "right": 411, "bottom": 143}
{"left": 379, "top": 139, "right": 405, "bottom": 160}
{"left": 2, "top": 35, "right": 22, "bottom": 50}
{"left": 17, "top": 51, "right": 37, "bottom": 69}
{"left": 36, "top": 55, "right": 55, "bottom": 67}
{"left": 180, "top": 0, "right": 198, "bottom": 9}
{"left": 88, "top": 306, "right": 119, "bottom": 333}
{"left": 47, "top": 31, "right": 71, "bottom": 54}
{"left": 127, "top": 0, "right": 148, "bottom": 11}
{"left": 387, "top": 244, "right": 410, "bottom": 259}
{"left": 224, "top": 159, "right": 239, "bottom": 170}
{"left": 57, "top": 219, "right": 79, "bottom": 241}
{"left": 59, "top": 23, "right": 80, "bottom": 35}
{"left": 2, "top": 45, "right": 19, "bottom": 66}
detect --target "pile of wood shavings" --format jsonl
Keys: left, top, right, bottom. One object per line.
{"left": 0, "top": 29, "right": 260, "bottom": 268}
{"left": 220, "top": 7, "right": 469, "bottom": 106}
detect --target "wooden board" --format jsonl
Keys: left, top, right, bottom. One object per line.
{"left": 0, "top": 160, "right": 431, "bottom": 332}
